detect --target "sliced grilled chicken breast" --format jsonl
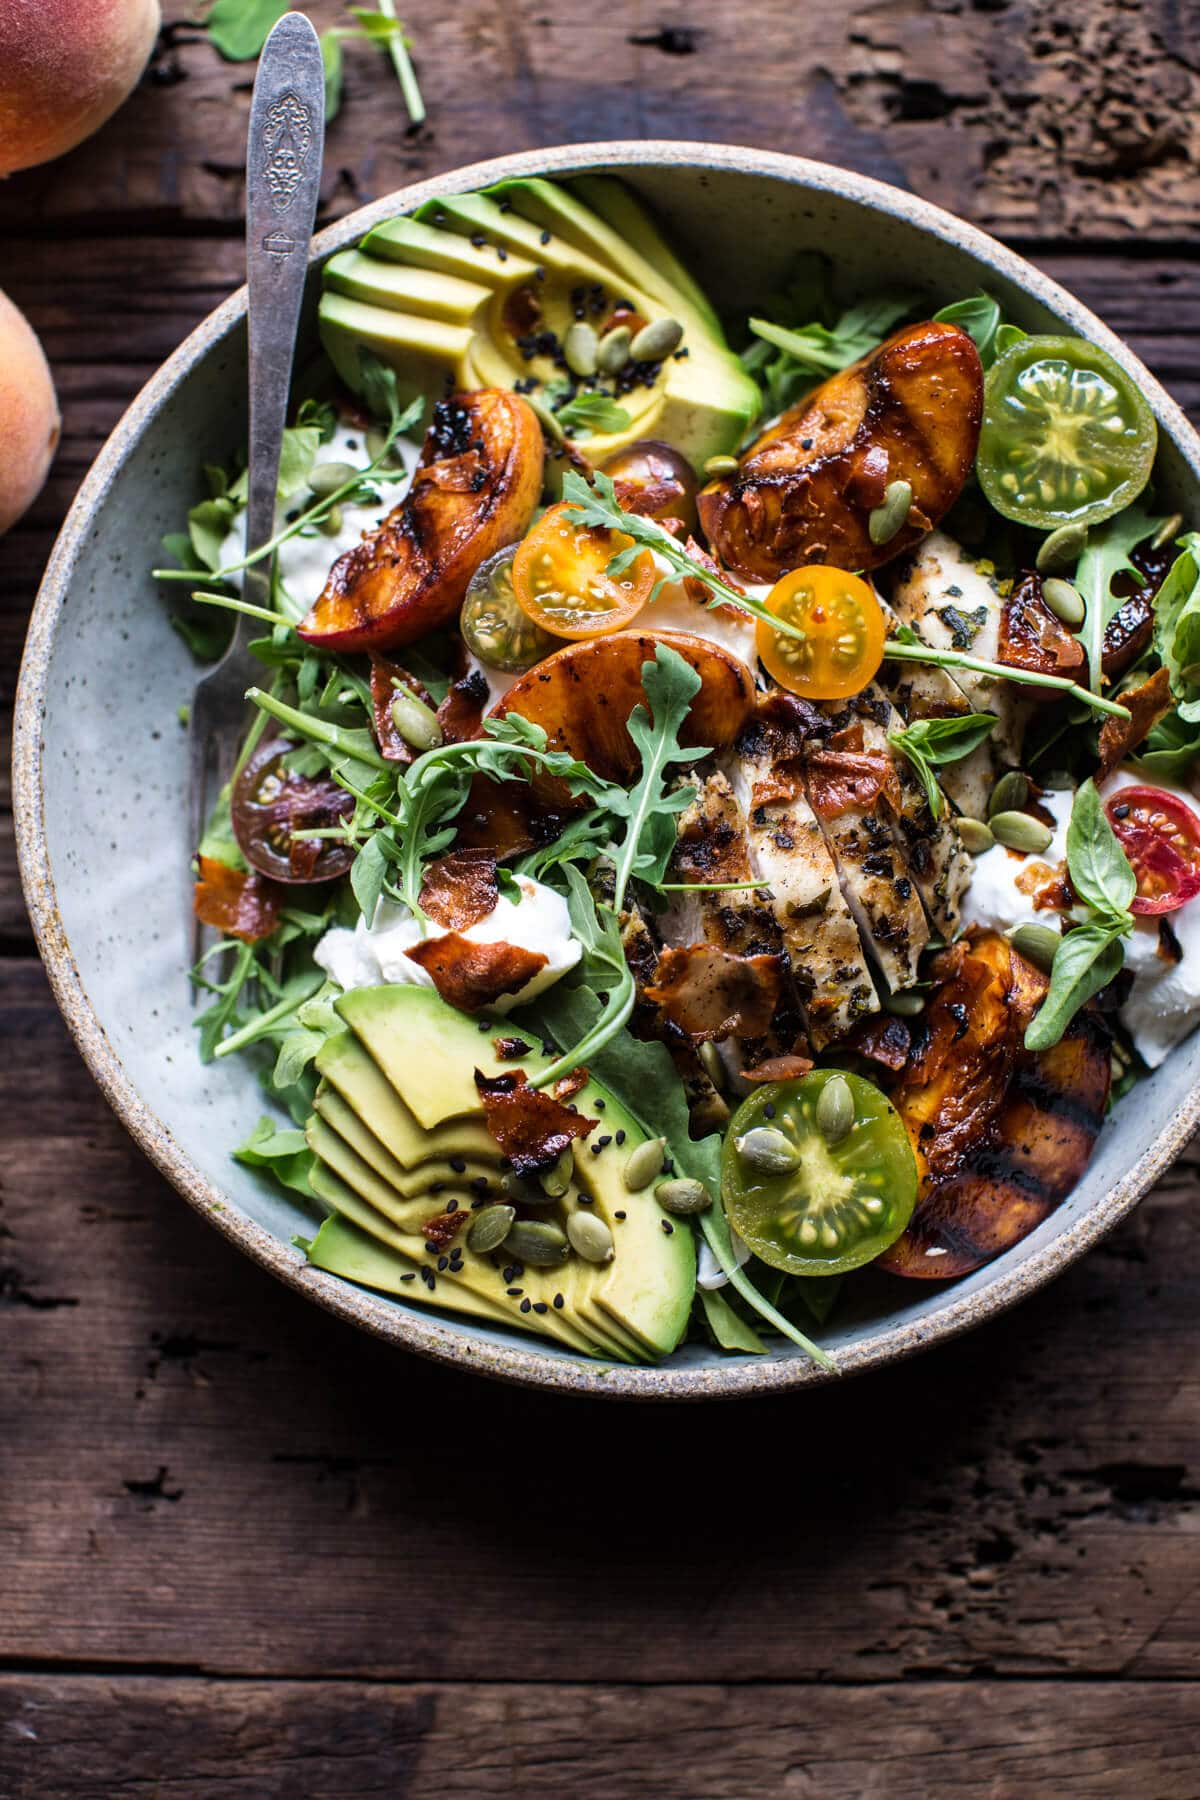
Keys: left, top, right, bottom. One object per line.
{"left": 877, "top": 593, "right": 1001, "bottom": 820}
{"left": 888, "top": 530, "right": 1029, "bottom": 766}
{"left": 823, "top": 685, "right": 971, "bottom": 939}
{"left": 722, "top": 742, "right": 880, "bottom": 1049}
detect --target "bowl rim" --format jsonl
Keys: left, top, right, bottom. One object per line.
{"left": 15, "top": 137, "right": 1200, "bottom": 1401}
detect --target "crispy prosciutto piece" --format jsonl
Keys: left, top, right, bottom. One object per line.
{"left": 417, "top": 850, "right": 499, "bottom": 931}
{"left": 741, "top": 1053, "right": 815, "bottom": 1084}
{"left": 698, "top": 321, "right": 982, "bottom": 579}
{"left": 299, "top": 390, "right": 544, "bottom": 654}
{"left": 879, "top": 930, "right": 1111, "bottom": 1278}
{"left": 474, "top": 1068, "right": 597, "bottom": 1176}
{"left": 645, "top": 943, "right": 785, "bottom": 1043}
{"left": 193, "top": 856, "right": 283, "bottom": 943}
{"left": 1097, "top": 665, "right": 1172, "bottom": 780}
{"left": 405, "top": 934, "right": 546, "bottom": 1013}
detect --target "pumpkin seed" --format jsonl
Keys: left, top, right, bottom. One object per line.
{"left": 540, "top": 1146, "right": 575, "bottom": 1198}
{"left": 734, "top": 1126, "right": 800, "bottom": 1174}
{"left": 566, "top": 1211, "right": 614, "bottom": 1263}
{"left": 564, "top": 321, "right": 599, "bottom": 377}
{"left": 1010, "top": 923, "right": 1061, "bottom": 972}
{"left": 365, "top": 427, "right": 407, "bottom": 469}
{"left": 655, "top": 1176, "right": 712, "bottom": 1215}
{"left": 309, "top": 461, "right": 360, "bottom": 500}
{"left": 988, "top": 770, "right": 1030, "bottom": 818}
{"left": 1152, "top": 512, "right": 1184, "bottom": 552}
{"left": 316, "top": 503, "right": 345, "bottom": 537}
{"left": 597, "top": 325, "right": 632, "bottom": 374}
{"left": 882, "top": 990, "right": 925, "bottom": 1017}
{"left": 630, "top": 317, "right": 684, "bottom": 362}
{"left": 698, "top": 1041, "right": 726, "bottom": 1091}
{"left": 956, "top": 816, "right": 995, "bottom": 854}
{"left": 391, "top": 692, "right": 443, "bottom": 752}
{"left": 527, "top": 393, "right": 565, "bottom": 444}
{"left": 868, "top": 479, "right": 913, "bottom": 546}
{"left": 1041, "top": 577, "right": 1086, "bottom": 627}
{"left": 703, "top": 453, "right": 740, "bottom": 479}
{"left": 622, "top": 1136, "right": 666, "bottom": 1192}
{"left": 502, "top": 1219, "right": 571, "bottom": 1266}
{"left": 1035, "top": 522, "right": 1088, "bottom": 574}
{"left": 990, "top": 809, "right": 1055, "bottom": 855}
{"left": 815, "top": 1073, "right": 855, "bottom": 1144}
{"left": 466, "top": 1203, "right": 516, "bottom": 1255}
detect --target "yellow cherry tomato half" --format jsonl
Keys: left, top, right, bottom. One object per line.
{"left": 511, "top": 501, "right": 656, "bottom": 640}
{"left": 756, "top": 565, "right": 887, "bottom": 700}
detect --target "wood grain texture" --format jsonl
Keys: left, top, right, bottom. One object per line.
{"left": 0, "top": 0, "right": 1198, "bottom": 241}
{"left": 2, "top": 1677, "right": 1199, "bottom": 1797}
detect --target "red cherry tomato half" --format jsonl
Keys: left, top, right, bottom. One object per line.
{"left": 1104, "top": 784, "right": 1200, "bottom": 915}
{"left": 231, "top": 735, "right": 355, "bottom": 884}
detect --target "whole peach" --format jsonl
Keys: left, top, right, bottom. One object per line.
{"left": 0, "top": 290, "right": 60, "bottom": 533}
{"left": 0, "top": 0, "right": 161, "bottom": 178}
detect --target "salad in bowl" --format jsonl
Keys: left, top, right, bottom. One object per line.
{"left": 153, "top": 172, "right": 1200, "bottom": 1371}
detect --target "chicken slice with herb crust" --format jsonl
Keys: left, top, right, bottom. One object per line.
{"left": 723, "top": 713, "right": 880, "bottom": 1050}
{"left": 822, "top": 685, "right": 970, "bottom": 939}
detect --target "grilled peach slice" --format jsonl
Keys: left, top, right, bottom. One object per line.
{"left": 298, "top": 390, "right": 544, "bottom": 653}
{"left": 492, "top": 629, "right": 755, "bottom": 783}
{"left": 698, "top": 321, "right": 983, "bottom": 580}
{"left": 879, "top": 929, "right": 1111, "bottom": 1278}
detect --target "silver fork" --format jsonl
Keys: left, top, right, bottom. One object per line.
{"left": 188, "top": 10, "right": 326, "bottom": 966}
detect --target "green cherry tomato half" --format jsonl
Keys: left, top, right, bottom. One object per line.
{"left": 460, "top": 545, "right": 560, "bottom": 674}
{"left": 721, "top": 1070, "right": 918, "bottom": 1276}
{"left": 976, "top": 333, "right": 1157, "bottom": 531}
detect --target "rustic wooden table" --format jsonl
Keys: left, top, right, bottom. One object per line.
{"left": 3, "top": 3, "right": 1199, "bottom": 1793}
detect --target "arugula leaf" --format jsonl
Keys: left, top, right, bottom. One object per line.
{"left": 1135, "top": 706, "right": 1200, "bottom": 781}
{"left": 1024, "top": 922, "right": 1127, "bottom": 1054}
{"left": 743, "top": 290, "right": 914, "bottom": 412}
{"left": 1024, "top": 778, "right": 1135, "bottom": 1051}
{"left": 887, "top": 713, "right": 997, "bottom": 819}
{"left": 187, "top": 496, "right": 237, "bottom": 572}
{"left": 233, "top": 1116, "right": 318, "bottom": 1199}
{"left": 205, "top": 0, "right": 289, "bottom": 60}
{"left": 1151, "top": 532, "right": 1200, "bottom": 721}
{"left": 1076, "top": 501, "right": 1162, "bottom": 691}
{"left": 933, "top": 293, "right": 1003, "bottom": 367}
{"left": 349, "top": 830, "right": 393, "bottom": 922}
{"left": 550, "top": 390, "right": 633, "bottom": 440}
{"left": 276, "top": 424, "right": 322, "bottom": 498}
{"left": 295, "top": 397, "right": 337, "bottom": 443}
{"left": 517, "top": 808, "right": 611, "bottom": 882}
{"left": 605, "top": 644, "right": 708, "bottom": 903}
{"left": 1066, "top": 778, "right": 1137, "bottom": 919}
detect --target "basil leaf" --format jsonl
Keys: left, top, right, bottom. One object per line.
{"left": 933, "top": 293, "right": 1002, "bottom": 367}
{"left": 233, "top": 1116, "right": 317, "bottom": 1199}
{"left": 206, "top": 0, "right": 289, "bottom": 61}
{"left": 697, "top": 1286, "right": 766, "bottom": 1354}
{"left": 552, "top": 392, "right": 633, "bottom": 440}
{"left": 350, "top": 830, "right": 391, "bottom": 923}
{"left": 1067, "top": 778, "right": 1137, "bottom": 920}
{"left": 276, "top": 424, "right": 322, "bottom": 498}
{"left": 187, "top": 496, "right": 237, "bottom": 572}
{"left": 1024, "top": 922, "right": 1127, "bottom": 1053}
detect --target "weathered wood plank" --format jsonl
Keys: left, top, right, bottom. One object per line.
{"left": 2, "top": 1676, "right": 1199, "bottom": 1797}
{"left": 0, "top": 0, "right": 1198, "bottom": 242}
{"left": 1, "top": 958, "right": 1197, "bottom": 1680}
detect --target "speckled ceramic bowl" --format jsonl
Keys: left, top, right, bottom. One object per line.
{"left": 15, "top": 142, "right": 1200, "bottom": 1398}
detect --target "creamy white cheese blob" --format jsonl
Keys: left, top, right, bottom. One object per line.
{"left": 641, "top": 555, "right": 758, "bottom": 670}
{"left": 217, "top": 421, "right": 421, "bottom": 614}
{"left": 313, "top": 875, "right": 581, "bottom": 1013}
{"left": 696, "top": 1232, "right": 753, "bottom": 1291}
{"left": 961, "top": 771, "right": 1200, "bottom": 1069}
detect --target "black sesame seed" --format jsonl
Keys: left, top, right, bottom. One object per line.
{"left": 506, "top": 1287, "right": 523, "bottom": 1297}
{"left": 615, "top": 1129, "right": 626, "bottom": 1145}
{"left": 471, "top": 1195, "right": 487, "bottom": 1209}
{"left": 479, "top": 1019, "right": 491, "bottom": 1032}
{"left": 450, "top": 1157, "right": 467, "bottom": 1174}
{"left": 445, "top": 1198, "right": 459, "bottom": 1214}
{"left": 596, "top": 1134, "right": 612, "bottom": 1148}
{"left": 662, "top": 1220, "right": 674, "bottom": 1235}
{"left": 590, "top": 1143, "right": 603, "bottom": 1156}
{"left": 437, "top": 1255, "right": 449, "bottom": 1271}
{"left": 424, "top": 1241, "right": 439, "bottom": 1255}
{"left": 764, "top": 1102, "right": 776, "bottom": 1119}
{"left": 541, "top": 228, "right": 552, "bottom": 244}
{"left": 553, "top": 1293, "right": 564, "bottom": 1308}
{"left": 400, "top": 1272, "right": 416, "bottom": 1282}
{"left": 429, "top": 1182, "right": 444, "bottom": 1195}
{"left": 470, "top": 232, "right": 486, "bottom": 247}
{"left": 594, "top": 1097, "right": 606, "bottom": 1109}
{"left": 578, "top": 1194, "right": 595, "bottom": 1205}
{"left": 541, "top": 1041, "right": 554, "bottom": 1056}
{"left": 520, "top": 1298, "right": 532, "bottom": 1313}
{"left": 614, "top": 1210, "right": 627, "bottom": 1221}
{"left": 497, "top": 247, "right": 508, "bottom": 261}
{"left": 470, "top": 1176, "right": 490, "bottom": 1196}
{"left": 533, "top": 1301, "right": 548, "bottom": 1314}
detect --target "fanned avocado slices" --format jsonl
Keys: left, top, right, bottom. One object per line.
{"left": 300, "top": 987, "right": 697, "bottom": 1362}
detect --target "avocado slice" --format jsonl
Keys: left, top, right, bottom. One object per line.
{"left": 305, "top": 1112, "right": 486, "bottom": 1233}
{"left": 334, "top": 987, "right": 548, "bottom": 1127}
{"left": 566, "top": 174, "right": 722, "bottom": 339}
{"left": 313, "top": 1085, "right": 495, "bottom": 1194}
{"left": 307, "top": 1164, "right": 624, "bottom": 1359}
{"left": 317, "top": 178, "right": 760, "bottom": 467}
{"left": 316, "top": 1030, "right": 498, "bottom": 1165}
